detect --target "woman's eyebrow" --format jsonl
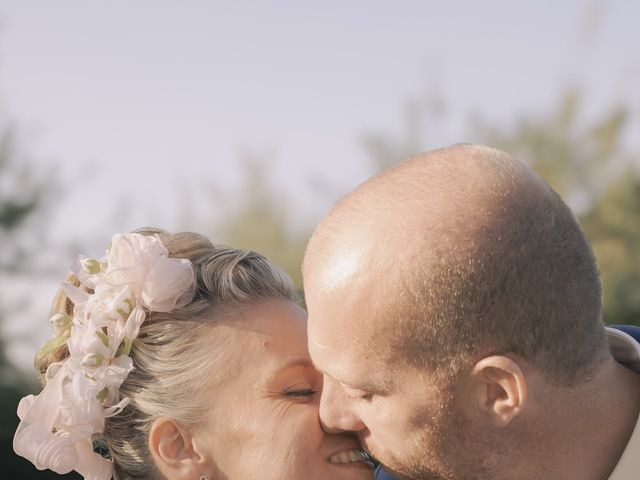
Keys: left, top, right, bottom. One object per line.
{"left": 264, "top": 358, "right": 317, "bottom": 384}
{"left": 278, "top": 358, "right": 315, "bottom": 370}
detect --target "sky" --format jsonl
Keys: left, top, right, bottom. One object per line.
{"left": 1, "top": 0, "right": 639, "bottom": 370}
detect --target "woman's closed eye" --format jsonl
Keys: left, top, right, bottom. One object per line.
{"left": 285, "top": 388, "right": 317, "bottom": 398}
{"left": 282, "top": 380, "right": 319, "bottom": 401}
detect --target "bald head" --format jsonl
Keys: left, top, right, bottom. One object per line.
{"left": 304, "top": 144, "right": 607, "bottom": 384}
{"left": 306, "top": 145, "right": 539, "bottom": 283}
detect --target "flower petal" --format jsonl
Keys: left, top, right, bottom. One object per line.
{"left": 141, "top": 257, "right": 195, "bottom": 312}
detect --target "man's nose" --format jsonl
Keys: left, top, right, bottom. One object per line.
{"left": 319, "top": 375, "right": 366, "bottom": 433}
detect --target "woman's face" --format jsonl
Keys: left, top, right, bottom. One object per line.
{"left": 197, "top": 299, "right": 374, "bottom": 480}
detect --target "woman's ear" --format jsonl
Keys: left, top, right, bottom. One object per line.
{"left": 149, "top": 417, "right": 211, "bottom": 480}
{"left": 458, "top": 355, "right": 527, "bottom": 427}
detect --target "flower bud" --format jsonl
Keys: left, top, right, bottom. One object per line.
{"left": 49, "top": 313, "right": 72, "bottom": 332}
{"left": 95, "top": 330, "right": 109, "bottom": 348}
{"left": 81, "top": 353, "right": 104, "bottom": 369}
{"left": 80, "top": 258, "right": 102, "bottom": 275}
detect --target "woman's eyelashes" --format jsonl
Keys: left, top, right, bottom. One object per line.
{"left": 284, "top": 388, "right": 317, "bottom": 398}
{"left": 282, "top": 379, "right": 319, "bottom": 400}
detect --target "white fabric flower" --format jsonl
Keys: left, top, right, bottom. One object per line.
{"left": 14, "top": 232, "right": 196, "bottom": 480}
{"left": 141, "top": 255, "right": 195, "bottom": 311}
{"left": 14, "top": 423, "right": 78, "bottom": 474}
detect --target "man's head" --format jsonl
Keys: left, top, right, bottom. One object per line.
{"left": 303, "top": 144, "right": 609, "bottom": 479}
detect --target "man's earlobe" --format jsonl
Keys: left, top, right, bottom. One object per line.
{"left": 149, "top": 417, "right": 211, "bottom": 480}
{"left": 464, "top": 355, "right": 527, "bottom": 427}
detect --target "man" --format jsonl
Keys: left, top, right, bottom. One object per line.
{"left": 303, "top": 144, "right": 640, "bottom": 480}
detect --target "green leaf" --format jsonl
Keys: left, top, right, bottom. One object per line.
{"left": 35, "top": 335, "right": 68, "bottom": 361}
{"left": 95, "top": 330, "right": 109, "bottom": 348}
{"left": 96, "top": 388, "right": 108, "bottom": 402}
{"left": 115, "top": 337, "right": 132, "bottom": 357}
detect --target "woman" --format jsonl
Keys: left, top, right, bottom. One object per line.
{"left": 14, "top": 228, "right": 374, "bottom": 480}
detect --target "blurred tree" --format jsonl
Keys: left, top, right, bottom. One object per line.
{"left": 360, "top": 84, "right": 640, "bottom": 326}
{"left": 0, "top": 126, "right": 42, "bottom": 386}
{"left": 215, "top": 154, "right": 308, "bottom": 291}
{"left": 581, "top": 172, "right": 640, "bottom": 325}
{"left": 475, "top": 87, "right": 630, "bottom": 212}
{"left": 362, "top": 88, "right": 447, "bottom": 172}
{"left": 0, "top": 124, "right": 79, "bottom": 478}
{"left": 476, "top": 87, "right": 639, "bottom": 326}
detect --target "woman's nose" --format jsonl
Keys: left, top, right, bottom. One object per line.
{"left": 319, "top": 375, "right": 367, "bottom": 433}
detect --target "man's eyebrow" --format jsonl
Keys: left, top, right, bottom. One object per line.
{"left": 341, "top": 378, "right": 386, "bottom": 393}
{"left": 315, "top": 363, "right": 386, "bottom": 392}
{"left": 308, "top": 339, "right": 389, "bottom": 391}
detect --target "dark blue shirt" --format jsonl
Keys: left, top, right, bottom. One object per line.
{"left": 375, "top": 465, "right": 398, "bottom": 479}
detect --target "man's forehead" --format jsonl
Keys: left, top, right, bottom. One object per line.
{"left": 307, "top": 312, "right": 362, "bottom": 353}
{"left": 305, "top": 237, "right": 404, "bottom": 308}
{"left": 312, "top": 249, "right": 364, "bottom": 292}
{"left": 304, "top": 227, "right": 375, "bottom": 288}
{"left": 305, "top": 247, "right": 404, "bottom": 351}
{"left": 306, "top": 273, "right": 388, "bottom": 345}
{"left": 308, "top": 331, "right": 390, "bottom": 388}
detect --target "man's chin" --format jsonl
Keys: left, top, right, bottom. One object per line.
{"left": 362, "top": 448, "right": 413, "bottom": 480}
{"left": 378, "top": 465, "right": 449, "bottom": 480}
{"left": 366, "top": 451, "right": 448, "bottom": 480}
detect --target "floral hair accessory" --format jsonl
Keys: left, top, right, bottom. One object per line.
{"left": 13, "top": 233, "right": 195, "bottom": 480}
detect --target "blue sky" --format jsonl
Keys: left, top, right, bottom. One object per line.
{"left": 1, "top": 0, "right": 639, "bottom": 369}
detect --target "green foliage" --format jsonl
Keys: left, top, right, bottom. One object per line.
{"left": 477, "top": 87, "right": 630, "bottom": 207}
{"left": 0, "top": 127, "right": 42, "bottom": 384}
{"left": 215, "top": 157, "right": 308, "bottom": 291}
{"left": 477, "top": 87, "right": 639, "bottom": 325}
{"left": 362, "top": 93, "right": 446, "bottom": 172}
{"left": 0, "top": 124, "right": 79, "bottom": 478}
{"left": 582, "top": 173, "right": 640, "bottom": 325}
{"left": 219, "top": 85, "right": 639, "bottom": 327}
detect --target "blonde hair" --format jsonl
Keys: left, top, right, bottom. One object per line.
{"left": 35, "top": 228, "right": 299, "bottom": 480}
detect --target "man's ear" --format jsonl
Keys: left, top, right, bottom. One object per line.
{"left": 149, "top": 417, "right": 211, "bottom": 480}
{"left": 459, "top": 355, "right": 527, "bottom": 427}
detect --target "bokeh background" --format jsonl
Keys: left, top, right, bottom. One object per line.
{"left": 1, "top": 1, "right": 639, "bottom": 477}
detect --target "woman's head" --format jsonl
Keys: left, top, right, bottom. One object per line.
{"left": 165, "top": 298, "right": 373, "bottom": 480}
{"left": 29, "top": 228, "right": 372, "bottom": 480}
